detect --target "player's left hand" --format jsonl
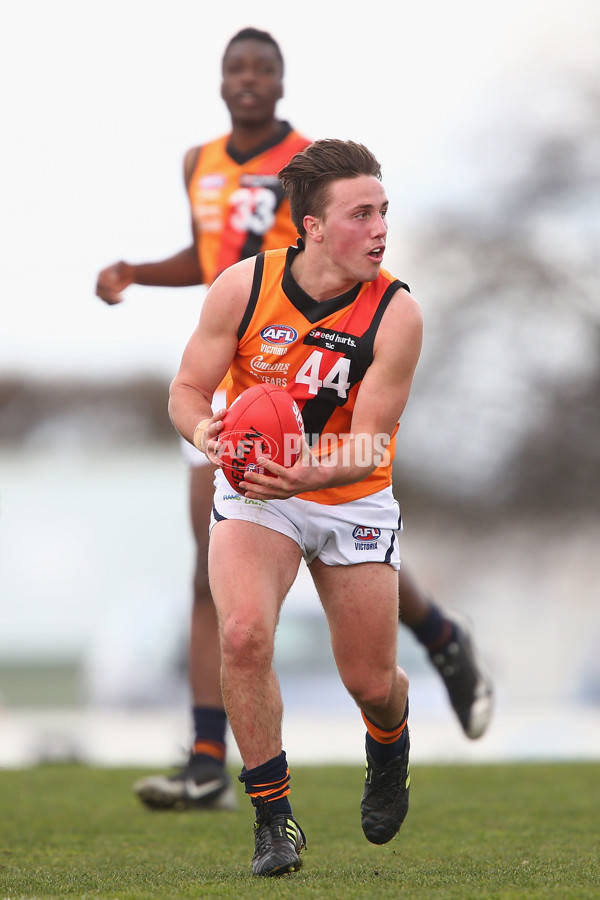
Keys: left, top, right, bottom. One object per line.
{"left": 239, "top": 442, "right": 321, "bottom": 499}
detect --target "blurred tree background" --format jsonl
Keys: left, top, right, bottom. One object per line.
{"left": 394, "top": 66, "right": 600, "bottom": 518}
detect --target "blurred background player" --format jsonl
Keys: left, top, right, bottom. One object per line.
{"left": 95, "top": 27, "right": 494, "bottom": 812}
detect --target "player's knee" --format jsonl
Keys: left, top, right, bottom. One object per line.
{"left": 219, "top": 616, "right": 274, "bottom": 672}
{"left": 343, "top": 667, "right": 398, "bottom": 710}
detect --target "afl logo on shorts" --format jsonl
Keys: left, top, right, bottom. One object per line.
{"left": 260, "top": 324, "right": 298, "bottom": 345}
{"left": 352, "top": 526, "right": 381, "bottom": 542}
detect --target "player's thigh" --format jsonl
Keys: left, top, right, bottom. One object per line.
{"left": 209, "top": 519, "right": 302, "bottom": 638}
{"left": 310, "top": 559, "right": 399, "bottom": 671}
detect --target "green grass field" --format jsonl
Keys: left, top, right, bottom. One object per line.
{"left": 1, "top": 762, "right": 598, "bottom": 899}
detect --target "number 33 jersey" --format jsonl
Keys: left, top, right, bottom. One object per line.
{"left": 228, "top": 244, "right": 411, "bottom": 505}
{"left": 188, "top": 122, "right": 310, "bottom": 285}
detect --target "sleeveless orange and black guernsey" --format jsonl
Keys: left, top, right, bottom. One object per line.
{"left": 227, "top": 245, "right": 411, "bottom": 506}
{"left": 188, "top": 122, "right": 311, "bottom": 285}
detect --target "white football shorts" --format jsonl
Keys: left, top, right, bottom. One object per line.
{"left": 210, "top": 468, "right": 402, "bottom": 569}
{"left": 180, "top": 390, "right": 228, "bottom": 468}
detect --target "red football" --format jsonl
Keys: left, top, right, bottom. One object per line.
{"left": 217, "top": 384, "right": 305, "bottom": 493}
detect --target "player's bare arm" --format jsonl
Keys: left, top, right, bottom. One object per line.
{"left": 169, "top": 259, "right": 255, "bottom": 454}
{"left": 241, "top": 287, "right": 423, "bottom": 500}
{"left": 96, "top": 248, "right": 203, "bottom": 305}
{"left": 95, "top": 147, "right": 204, "bottom": 305}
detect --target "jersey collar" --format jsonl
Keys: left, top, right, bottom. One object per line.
{"left": 282, "top": 242, "right": 361, "bottom": 324}
{"left": 226, "top": 121, "right": 293, "bottom": 166}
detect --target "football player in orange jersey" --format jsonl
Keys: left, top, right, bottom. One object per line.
{"left": 170, "top": 139, "right": 419, "bottom": 874}
{"left": 96, "top": 30, "right": 493, "bottom": 817}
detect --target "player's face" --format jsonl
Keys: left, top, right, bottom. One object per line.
{"left": 318, "top": 176, "right": 389, "bottom": 285}
{"left": 221, "top": 40, "right": 283, "bottom": 127}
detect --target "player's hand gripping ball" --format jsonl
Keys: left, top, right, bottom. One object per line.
{"left": 217, "top": 383, "right": 305, "bottom": 493}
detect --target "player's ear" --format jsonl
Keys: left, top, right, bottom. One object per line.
{"left": 304, "top": 215, "right": 323, "bottom": 243}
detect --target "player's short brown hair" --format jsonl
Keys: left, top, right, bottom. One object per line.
{"left": 278, "top": 139, "right": 382, "bottom": 237}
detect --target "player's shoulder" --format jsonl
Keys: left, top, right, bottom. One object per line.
{"left": 380, "top": 269, "right": 417, "bottom": 305}
{"left": 211, "top": 256, "right": 257, "bottom": 295}
{"left": 202, "top": 257, "right": 258, "bottom": 327}
{"left": 287, "top": 128, "right": 312, "bottom": 153}
{"left": 380, "top": 278, "right": 423, "bottom": 338}
{"left": 183, "top": 133, "right": 232, "bottom": 185}
{"left": 289, "top": 126, "right": 311, "bottom": 144}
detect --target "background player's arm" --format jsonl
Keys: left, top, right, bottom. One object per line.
{"left": 168, "top": 259, "right": 255, "bottom": 448}
{"left": 95, "top": 147, "right": 204, "bottom": 305}
{"left": 242, "top": 288, "right": 423, "bottom": 498}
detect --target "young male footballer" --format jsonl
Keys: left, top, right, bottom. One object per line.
{"left": 169, "top": 139, "right": 422, "bottom": 875}
{"left": 97, "top": 29, "right": 493, "bottom": 818}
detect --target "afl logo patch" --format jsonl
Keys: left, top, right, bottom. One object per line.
{"left": 260, "top": 324, "right": 298, "bottom": 345}
{"left": 352, "top": 526, "right": 381, "bottom": 542}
